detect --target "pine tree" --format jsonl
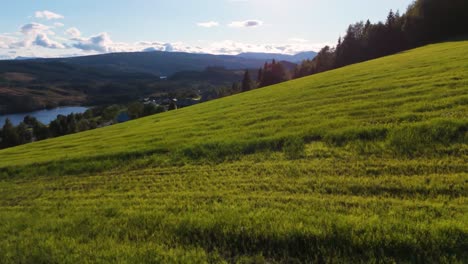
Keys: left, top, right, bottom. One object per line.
{"left": 16, "top": 122, "right": 32, "bottom": 144}
{"left": 1, "top": 118, "right": 20, "bottom": 148}
{"left": 257, "top": 68, "right": 263, "bottom": 84}
{"left": 168, "top": 99, "right": 178, "bottom": 111}
{"left": 33, "top": 121, "right": 49, "bottom": 140}
{"left": 386, "top": 9, "right": 396, "bottom": 28}
{"left": 241, "top": 70, "right": 253, "bottom": 92}
{"left": 231, "top": 82, "right": 240, "bottom": 93}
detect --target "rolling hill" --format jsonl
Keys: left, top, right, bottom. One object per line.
{"left": 49, "top": 51, "right": 268, "bottom": 75}
{"left": 0, "top": 41, "right": 467, "bottom": 263}
{"left": 0, "top": 60, "right": 160, "bottom": 114}
{"left": 0, "top": 59, "right": 253, "bottom": 115}
{"left": 0, "top": 51, "right": 273, "bottom": 114}
{"left": 236, "top": 51, "right": 317, "bottom": 63}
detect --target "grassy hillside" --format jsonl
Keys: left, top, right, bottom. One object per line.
{"left": 0, "top": 41, "right": 467, "bottom": 263}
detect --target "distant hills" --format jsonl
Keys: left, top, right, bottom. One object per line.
{"left": 0, "top": 52, "right": 267, "bottom": 114}
{"left": 0, "top": 50, "right": 314, "bottom": 114}
{"left": 45, "top": 51, "right": 269, "bottom": 76}
{"left": 7, "top": 50, "right": 317, "bottom": 74}
{"left": 52, "top": 50, "right": 316, "bottom": 75}
{"left": 14, "top": 56, "right": 42, "bottom": 61}
{"left": 236, "top": 51, "right": 317, "bottom": 63}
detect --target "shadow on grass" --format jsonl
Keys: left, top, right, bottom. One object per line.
{"left": 1, "top": 119, "right": 466, "bottom": 179}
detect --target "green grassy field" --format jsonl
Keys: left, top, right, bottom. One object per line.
{"left": 0, "top": 41, "right": 467, "bottom": 263}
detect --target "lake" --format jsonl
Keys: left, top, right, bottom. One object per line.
{"left": 0, "top": 106, "right": 89, "bottom": 126}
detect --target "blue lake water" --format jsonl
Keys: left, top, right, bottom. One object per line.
{"left": 0, "top": 106, "right": 89, "bottom": 126}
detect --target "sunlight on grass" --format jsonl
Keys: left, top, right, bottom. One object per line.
{"left": 0, "top": 41, "right": 467, "bottom": 263}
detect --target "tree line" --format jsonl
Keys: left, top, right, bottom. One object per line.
{"left": 295, "top": 0, "right": 468, "bottom": 78}
{"left": 237, "top": 60, "right": 292, "bottom": 93}
{"left": 236, "top": 0, "right": 468, "bottom": 93}
{"left": 0, "top": 102, "right": 166, "bottom": 149}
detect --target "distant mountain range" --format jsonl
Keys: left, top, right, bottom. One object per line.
{"left": 14, "top": 56, "right": 42, "bottom": 61}
{"left": 0, "top": 52, "right": 267, "bottom": 114}
{"left": 9, "top": 50, "right": 317, "bottom": 74}
{"left": 42, "top": 51, "right": 269, "bottom": 76}
{"left": 236, "top": 51, "right": 317, "bottom": 63}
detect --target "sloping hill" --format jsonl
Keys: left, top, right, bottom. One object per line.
{"left": 1, "top": 41, "right": 466, "bottom": 169}
{"left": 0, "top": 41, "right": 467, "bottom": 263}
{"left": 237, "top": 51, "right": 317, "bottom": 62}
{"left": 50, "top": 51, "right": 267, "bottom": 75}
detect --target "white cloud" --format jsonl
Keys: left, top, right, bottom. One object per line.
{"left": 3, "top": 23, "right": 325, "bottom": 59}
{"left": 5, "top": 22, "right": 64, "bottom": 51}
{"left": 33, "top": 33, "right": 65, "bottom": 49}
{"left": 201, "top": 40, "right": 326, "bottom": 55}
{"left": 21, "top": 23, "right": 50, "bottom": 35}
{"left": 1, "top": 37, "right": 325, "bottom": 60}
{"left": 228, "top": 20, "right": 263, "bottom": 28}
{"left": 197, "top": 21, "right": 219, "bottom": 28}
{"left": 54, "top": 22, "right": 65, "bottom": 27}
{"left": 35, "top": 10, "right": 64, "bottom": 20}
{"left": 288, "top": 38, "right": 308, "bottom": 43}
{"left": 72, "top": 32, "right": 115, "bottom": 53}
{"left": 65, "top": 27, "right": 81, "bottom": 38}
{"left": 18, "top": 23, "right": 56, "bottom": 48}
{"left": 0, "top": 34, "right": 18, "bottom": 49}
{"left": 141, "top": 42, "right": 203, "bottom": 53}
{"left": 163, "top": 43, "right": 174, "bottom": 52}
{"left": 71, "top": 33, "right": 192, "bottom": 54}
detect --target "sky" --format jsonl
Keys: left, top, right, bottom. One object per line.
{"left": 0, "top": 0, "right": 414, "bottom": 59}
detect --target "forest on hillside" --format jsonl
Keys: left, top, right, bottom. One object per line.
{"left": 294, "top": 0, "right": 468, "bottom": 77}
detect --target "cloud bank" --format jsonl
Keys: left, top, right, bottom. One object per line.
{"left": 33, "top": 33, "right": 65, "bottom": 49}
{"left": 0, "top": 16, "right": 326, "bottom": 59}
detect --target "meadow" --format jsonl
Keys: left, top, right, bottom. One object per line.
{"left": 0, "top": 41, "right": 467, "bottom": 263}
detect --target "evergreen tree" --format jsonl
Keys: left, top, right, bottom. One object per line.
{"left": 168, "top": 99, "right": 178, "bottom": 111}
{"left": 16, "top": 122, "right": 32, "bottom": 144}
{"left": 257, "top": 68, "right": 263, "bottom": 85}
{"left": 241, "top": 70, "right": 253, "bottom": 92}
{"left": 49, "top": 115, "right": 67, "bottom": 137}
{"left": 386, "top": 9, "right": 396, "bottom": 28}
{"left": 258, "top": 61, "right": 291, "bottom": 87}
{"left": 76, "top": 119, "right": 91, "bottom": 132}
{"left": 295, "top": 0, "right": 468, "bottom": 80}
{"left": 33, "top": 121, "right": 49, "bottom": 140}
{"left": 22, "top": 115, "right": 49, "bottom": 141}
{"left": 231, "top": 82, "right": 240, "bottom": 93}
{"left": 1, "top": 118, "right": 20, "bottom": 148}
{"left": 66, "top": 114, "right": 77, "bottom": 134}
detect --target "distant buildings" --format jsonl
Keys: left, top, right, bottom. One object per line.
{"left": 141, "top": 96, "right": 200, "bottom": 111}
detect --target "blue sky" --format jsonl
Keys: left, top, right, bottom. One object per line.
{"left": 0, "top": 0, "right": 414, "bottom": 59}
